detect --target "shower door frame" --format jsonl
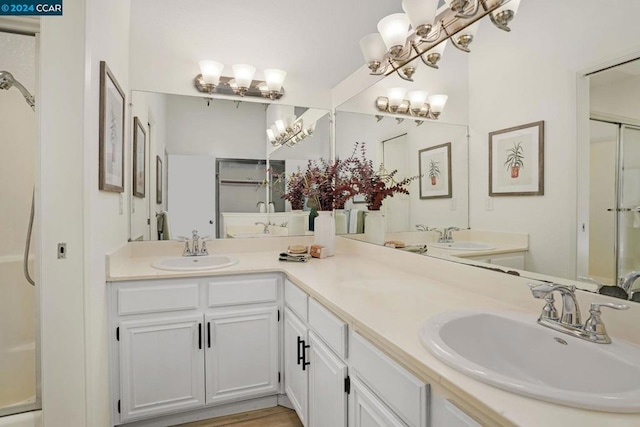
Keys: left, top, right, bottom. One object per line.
{"left": 0, "top": 25, "right": 42, "bottom": 419}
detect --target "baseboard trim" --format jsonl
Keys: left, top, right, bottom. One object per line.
{"left": 117, "top": 395, "right": 279, "bottom": 427}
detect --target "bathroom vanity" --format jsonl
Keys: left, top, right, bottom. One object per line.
{"left": 106, "top": 237, "right": 640, "bottom": 427}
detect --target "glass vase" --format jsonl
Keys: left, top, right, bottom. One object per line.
{"left": 313, "top": 210, "right": 335, "bottom": 256}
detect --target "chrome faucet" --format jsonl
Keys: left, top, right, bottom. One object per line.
{"left": 181, "top": 230, "right": 208, "bottom": 257}
{"left": 415, "top": 224, "right": 428, "bottom": 231}
{"left": 443, "top": 227, "right": 460, "bottom": 243}
{"left": 255, "top": 221, "right": 271, "bottom": 234}
{"left": 529, "top": 282, "right": 628, "bottom": 343}
{"left": 530, "top": 283, "right": 581, "bottom": 326}
{"left": 620, "top": 271, "right": 640, "bottom": 293}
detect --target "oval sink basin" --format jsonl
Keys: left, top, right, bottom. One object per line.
{"left": 420, "top": 311, "right": 640, "bottom": 412}
{"left": 151, "top": 255, "right": 238, "bottom": 271}
{"left": 430, "top": 241, "right": 495, "bottom": 251}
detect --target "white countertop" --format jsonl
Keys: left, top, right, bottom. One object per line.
{"left": 107, "top": 237, "right": 640, "bottom": 427}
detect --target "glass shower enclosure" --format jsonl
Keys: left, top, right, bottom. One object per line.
{"left": 0, "top": 30, "right": 41, "bottom": 418}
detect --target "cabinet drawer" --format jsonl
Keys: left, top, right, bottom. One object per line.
{"left": 284, "top": 279, "right": 308, "bottom": 321}
{"left": 350, "top": 332, "right": 428, "bottom": 427}
{"left": 208, "top": 275, "right": 278, "bottom": 307}
{"left": 308, "top": 298, "right": 347, "bottom": 359}
{"left": 117, "top": 282, "right": 200, "bottom": 316}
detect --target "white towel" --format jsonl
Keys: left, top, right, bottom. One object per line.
{"left": 349, "top": 209, "right": 360, "bottom": 233}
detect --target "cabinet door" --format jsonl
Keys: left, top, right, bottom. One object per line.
{"left": 349, "top": 376, "right": 408, "bottom": 427}
{"left": 284, "top": 308, "right": 309, "bottom": 426}
{"left": 205, "top": 306, "right": 279, "bottom": 405}
{"left": 308, "top": 332, "right": 347, "bottom": 427}
{"left": 118, "top": 315, "right": 205, "bottom": 422}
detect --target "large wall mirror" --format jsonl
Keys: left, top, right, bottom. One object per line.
{"left": 129, "top": 90, "right": 330, "bottom": 242}
{"left": 335, "top": 44, "right": 640, "bottom": 303}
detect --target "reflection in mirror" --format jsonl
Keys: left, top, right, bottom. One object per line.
{"left": 335, "top": 110, "right": 469, "bottom": 248}
{"left": 129, "top": 91, "right": 330, "bottom": 242}
{"left": 334, "top": 54, "right": 640, "bottom": 303}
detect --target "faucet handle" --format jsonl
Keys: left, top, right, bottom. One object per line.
{"left": 583, "top": 302, "right": 629, "bottom": 343}
{"left": 590, "top": 302, "right": 629, "bottom": 312}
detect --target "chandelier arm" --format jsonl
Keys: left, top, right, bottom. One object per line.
{"left": 419, "top": 21, "right": 443, "bottom": 43}
{"left": 392, "top": 64, "right": 415, "bottom": 82}
{"left": 453, "top": 0, "right": 480, "bottom": 19}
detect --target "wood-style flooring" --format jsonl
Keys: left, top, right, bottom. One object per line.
{"left": 177, "top": 406, "right": 302, "bottom": 427}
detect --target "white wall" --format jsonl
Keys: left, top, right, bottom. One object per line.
{"left": 40, "top": 0, "right": 131, "bottom": 425}
{"left": 165, "top": 94, "right": 266, "bottom": 158}
{"left": 39, "top": 4, "right": 88, "bottom": 425}
{"left": 467, "top": 0, "right": 640, "bottom": 279}
{"left": 84, "top": 1, "right": 132, "bottom": 426}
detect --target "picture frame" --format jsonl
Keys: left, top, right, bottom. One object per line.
{"left": 156, "top": 155, "right": 163, "bottom": 204}
{"left": 419, "top": 142, "right": 452, "bottom": 199}
{"left": 132, "top": 117, "right": 146, "bottom": 198}
{"left": 98, "top": 61, "right": 125, "bottom": 192}
{"left": 489, "top": 121, "right": 544, "bottom": 196}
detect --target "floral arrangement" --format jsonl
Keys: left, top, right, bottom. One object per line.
{"left": 281, "top": 170, "right": 306, "bottom": 210}
{"left": 301, "top": 158, "right": 356, "bottom": 211}
{"left": 348, "top": 142, "right": 419, "bottom": 211}
{"left": 275, "top": 141, "right": 417, "bottom": 212}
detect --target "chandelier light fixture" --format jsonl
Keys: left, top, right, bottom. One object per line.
{"left": 376, "top": 88, "right": 448, "bottom": 124}
{"left": 194, "top": 61, "right": 286, "bottom": 100}
{"left": 360, "top": 0, "right": 521, "bottom": 81}
{"left": 266, "top": 115, "right": 316, "bottom": 147}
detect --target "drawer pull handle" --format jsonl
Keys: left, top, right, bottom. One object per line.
{"left": 207, "top": 322, "right": 211, "bottom": 348}
{"left": 198, "top": 323, "right": 202, "bottom": 350}
{"left": 297, "top": 336, "right": 303, "bottom": 365}
{"left": 302, "top": 340, "right": 310, "bottom": 371}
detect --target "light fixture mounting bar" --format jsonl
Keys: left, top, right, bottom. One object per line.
{"left": 194, "top": 74, "right": 285, "bottom": 100}
{"left": 383, "top": 0, "right": 508, "bottom": 77}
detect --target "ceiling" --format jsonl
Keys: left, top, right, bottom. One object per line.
{"left": 130, "top": 0, "right": 403, "bottom": 93}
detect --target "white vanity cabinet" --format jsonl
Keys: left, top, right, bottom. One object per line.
{"left": 118, "top": 314, "right": 206, "bottom": 422}
{"left": 349, "top": 331, "right": 429, "bottom": 427}
{"left": 204, "top": 275, "right": 280, "bottom": 405}
{"left": 108, "top": 273, "right": 282, "bottom": 425}
{"left": 349, "top": 375, "right": 407, "bottom": 427}
{"left": 283, "top": 279, "right": 348, "bottom": 427}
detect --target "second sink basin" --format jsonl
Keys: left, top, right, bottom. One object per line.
{"left": 151, "top": 255, "right": 238, "bottom": 271}
{"left": 429, "top": 241, "right": 496, "bottom": 251}
{"left": 420, "top": 311, "right": 640, "bottom": 412}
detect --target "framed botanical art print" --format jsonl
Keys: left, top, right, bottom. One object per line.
{"left": 419, "top": 142, "right": 452, "bottom": 199}
{"left": 489, "top": 121, "right": 544, "bottom": 196}
{"left": 132, "top": 117, "right": 146, "bottom": 198}
{"left": 156, "top": 155, "right": 163, "bottom": 204}
{"left": 98, "top": 61, "right": 125, "bottom": 192}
